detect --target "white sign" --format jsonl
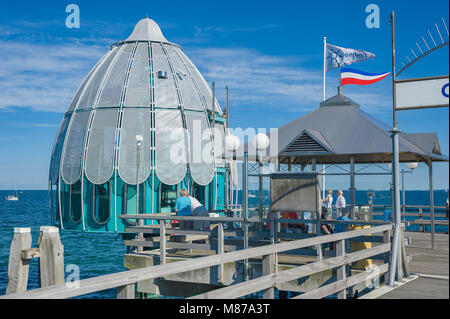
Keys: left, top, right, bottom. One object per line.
{"left": 395, "top": 76, "right": 449, "bottom": 109}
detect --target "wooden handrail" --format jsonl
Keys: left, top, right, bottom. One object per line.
{"left": 1, "top": 224, "right": 392, "bottom": 299}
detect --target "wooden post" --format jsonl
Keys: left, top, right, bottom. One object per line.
{"left": 336, "top": 239, "right": 347, "bottom": 299}
{"left": 383, "top": 230, "right": 391, "bottom": 264}
{"left": 6, "top": 228, "right": 32, "bottom": 294}
{"left": 317, "top": 244, "right": 323, "bottom": 261}
{"left": 117, "top": 283, "right": 135, "bottom": 299}
{"left": 217, "top": 223, "right": 224, "bottom": 283}
{"left": 38, "top": 226, "right": 64, "bottom": 288}
{"left": 383, "top": 229, "right": 391, "bottom": 284}
{"left": 262, "top": 253, "right": 275, "bottom": 299}
{"left": 160, "top": 220, "right": 166, "bottom": 265}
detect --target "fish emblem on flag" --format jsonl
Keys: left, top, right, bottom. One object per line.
{"left": 326, "top": 44, "right": 375, "bottom": 71}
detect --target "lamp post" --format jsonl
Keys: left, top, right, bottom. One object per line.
{"left": 136, "top": 135, "right": 143, "bottom": 252}
{"left": 253, "top": 133, "right": 270, "bottom": 229}
{"left": 225, "top": 134, "right": 240, "bottom": 216}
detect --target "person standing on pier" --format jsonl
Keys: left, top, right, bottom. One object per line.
{"left": 322, "top": 190, "right": 334, "bottom": 216}
{"left": 335, "top": 190, "right": 346, "bottom": 218}
{"left": 175, "top": 189, "right": 192, "bottom": 229}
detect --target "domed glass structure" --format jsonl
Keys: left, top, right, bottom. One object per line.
{"left": 49, "top": 18, "right": 228, "bottom": 233}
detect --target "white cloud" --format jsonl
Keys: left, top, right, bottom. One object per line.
{"left": 0, "top": 40, "right": 107, "bottom": 112}
{"left": 0, "top": 35, "right": 393, "bottom": 115}
{"left": 185, "top": 47, "right": 392, "bottom": 113}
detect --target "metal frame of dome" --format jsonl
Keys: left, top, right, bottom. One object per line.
{"left": 48, "top": 18, "right": 229, "bottom": 233}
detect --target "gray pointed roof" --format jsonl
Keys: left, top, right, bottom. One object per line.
{"left": 125, "top": 17, "right": 168, "bottom": 42}
{"left": 236, "top": 93, "right": 448, "bottom": 164}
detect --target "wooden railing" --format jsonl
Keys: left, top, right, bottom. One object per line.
{"left": 1, "top": 223, "right": 392, "bottom": 299}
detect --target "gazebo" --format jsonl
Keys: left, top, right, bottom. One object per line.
{"left": 236, "top": 91, "right": 448, "bottom": 217}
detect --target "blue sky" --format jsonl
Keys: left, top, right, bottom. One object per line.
{"left": 0, "top": 0, "right": 448, "bottom": 190}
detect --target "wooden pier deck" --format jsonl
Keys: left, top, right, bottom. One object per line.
{"left": 376, "top": 231, "right": 449, "bottom": 299}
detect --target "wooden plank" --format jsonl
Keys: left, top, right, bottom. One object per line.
{"left": 336, "top": 239, "right": 346, "bottom": 299}
{"left": 217, "top": 224, "right": 224, "bottom": 283}
{"left": 170, "top": 234, "right": 209, "bottom": 242}
{"left": 189, "top": 244, "right": 391, "bottom": 299}
{"left": 295, "top": 263, "right": 389, "bottom": 299}
{"left": 6, "top": 228, "right": 32, "bottom": 294}
{"left": 262, "top": 254, "right": 275, "bottom": 299}
{"left": 160, "top": 221, "right": 166, "bottom": 265}
{"left": 2, "top": 225, "right": 392, "bottom": 299}
{"left": 20, "top": 248, "right": 40, "bottom": 260}
{"left": 38, "top": 226, "right": 64, "bottom": 288}
{"left": 120, "top": 214, "right": 244, "bottom": 222}
{"left": 117, "top": 283, "right": 135, "bottom": 299}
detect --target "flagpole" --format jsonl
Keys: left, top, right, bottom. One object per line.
{"left": 322, "top": 37, "right": 327, "bottom": 199}
{"left": 323, "top": 37, "right": 327, "bottom": 101}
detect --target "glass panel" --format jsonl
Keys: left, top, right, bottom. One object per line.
{"left": 164, "top": 44, "right": 202, "bottom": 111}
{"left": 152, "top": 43, "right": 179, "bottom": 108}
{"left": 84, "top": 109, "right": 118, "bottom": 185}
{"left": 93, "top": 182, "right": 110, "bottom": 224}
{"left": 76, "top": 47, "right": 119, "bottom": 110}
{"left": 174, "top": 47, "right": 222, "bottom": 113}
{"left": 49, "top": 114, "right": 71, "bottom": 184}
{"left": 70, "top": 181, "right": 82, "bottom": 224}
{"left": 212, "top": 122, "right": 226, "bottom": 167}
{"left": 192, "top": 183, "right": 206, "bottom": 206}
{"left": 159, "top": 184, "right": 177, "bottom": 213}
{"left": 97, "top": 43, "right": 134, "bottom": 107}
{"left": 118, "top": 108, "right": 152, "bottom": 184}
{"left": 124, "top": 42, "right": 151, "bottom": 107}
{"left": 66, "top": 53, "right": 107, "bottom": 113}
{"left": 155, "top": 109, "right": 187, "bottom": 185}
{"left": 185, "top": 111, "right": 215, "bottom": 185}
{"left": 123, "top": 184, "right": 145, "bottom": 214}
{"left": 61, "top": 111, "right": 91, "bottom": 184}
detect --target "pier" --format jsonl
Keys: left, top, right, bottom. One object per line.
{"left": 2, "top": 206, "right": 448, "bottom": 299}
{"left": 372, "top": 231, "right": 449, "bottom": 299}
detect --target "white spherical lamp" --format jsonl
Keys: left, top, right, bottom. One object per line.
{"left": 406, "top": 162, "right": 418, "bottom": 170}
{"left": 252, "top": 133, "right": 270, "bottom": 151}
{"left": 225, "top": 134, "right": 240, "bottom": 152}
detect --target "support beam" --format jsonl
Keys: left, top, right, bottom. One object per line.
{"left": 388, "top": 128, "right": 403, "bottom": 285}
{"left": 6, "top": 228, "right": 32, "bottom": 294}
{"left": 160, "top": 221, "right": 166, "bottom": 265}
{"left": 349, "top": 156, "right": 355, "bottom": 220}
{"left": 261, "top": 253, "right": 275, "bottom": 299}
{"left": 243, "top": 151, "right": 249, "bottom": 281}
{"left": 117, "top": 283, "right": 135, "bottom": 299}
{"left": 217, "top": 223, "right": 224, "bottom": 283}
{"left": 336, "top": 239, "right": 347, "bottom": 299}
{"left": 259, "top": 160, "right": 264, "bottom": 231}
{"left": 428, "top": 161, "right": 435, "bottom": 249}
{"left": 38, "top": 227, "right": 64, "bottom": 288}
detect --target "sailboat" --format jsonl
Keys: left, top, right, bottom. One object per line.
{"left": 5, "top": 180, "right": 19, "bottom": 201}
